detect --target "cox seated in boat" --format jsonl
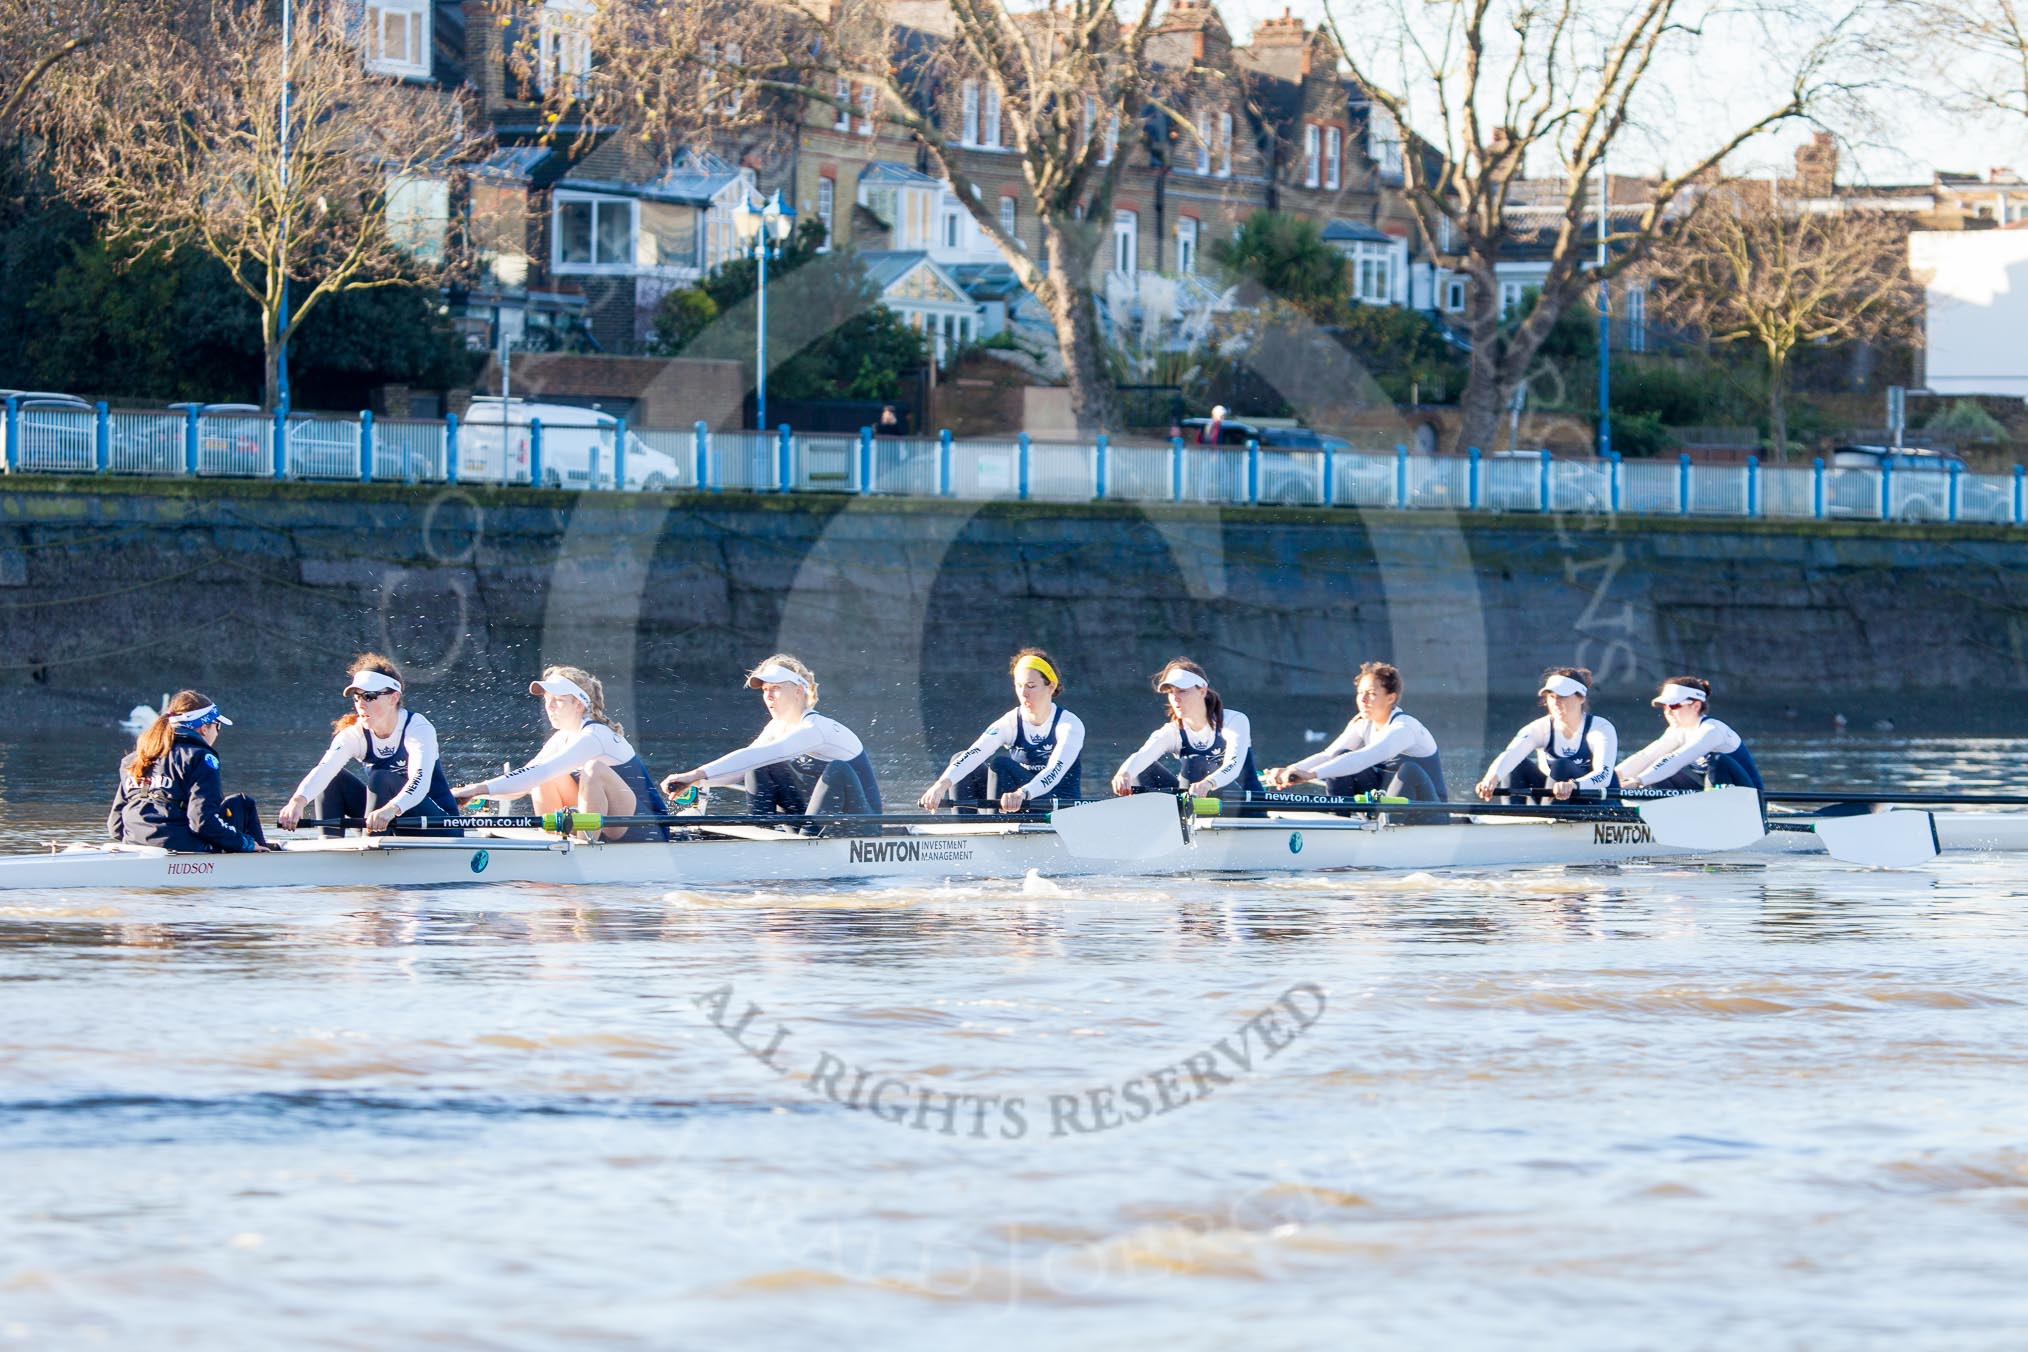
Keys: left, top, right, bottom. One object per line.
{"left": 276, "top": 654, "right": 464, "bottom": 836}
{"left": 919, "top": 648, "right": 1085, "bottom": 814}
{"left": 1111, "top": 659, "right": 1264, "bottom": 808}
{"left": 1263, "top": 660, "right": 1448, "bottom": 806}
{"left": 1617, "top": 676, "right": 1765, "bottom": 794}
{"left": 660, "top": 654, "right": 882, "bottom": 823}
{"left": 1475, "top": 667, "right": 1620, "bottom": 804}
{"left": 109, "top": 691, "right": 273, "bottom": 853}
{"left": 450, "top": 666, "right": 669, "bottom": 843}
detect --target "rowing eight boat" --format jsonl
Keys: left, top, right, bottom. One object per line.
{"left": 6, "top": 790, "right": 2023, "bottom": 891}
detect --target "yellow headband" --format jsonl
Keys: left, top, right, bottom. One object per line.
{"left": 1014, "top": 654, "right": 1060, "bottom": 687}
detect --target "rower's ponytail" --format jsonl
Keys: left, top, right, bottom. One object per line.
{"left": 332, "top": 653, "right": 404, "bottom": 734}
{"left": 545, "top": 663, "right": 625, "bottom": 743}
{"left": 131, "top": 689, "right": 210, "bottom": 783}
{"left": 1203, "top": 688, "right": 1225, "bottom": 735}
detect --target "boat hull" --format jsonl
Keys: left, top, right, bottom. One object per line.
{"left": 6, "top": 812, "right": 2021, "bottom": 892}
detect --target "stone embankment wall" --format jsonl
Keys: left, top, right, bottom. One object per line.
{"left": 2, "top": 478, "right": 2023, "bottom": 726}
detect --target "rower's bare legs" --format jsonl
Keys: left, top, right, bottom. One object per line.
{"left": 527, "top": 776, "right": 578, "bottom": 817}
{"left": 574, "top": 763, "right": 638, "bottom": 842}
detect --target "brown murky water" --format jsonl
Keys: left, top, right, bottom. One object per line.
{"left": 4, "top": 724, "right": 2028, "bottom": 1346}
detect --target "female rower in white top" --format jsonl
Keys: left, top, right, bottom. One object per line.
{"left": 919, "top": 648, "right": 1086, "bottom": 813}
{"left": 1111, "top": 658, "right": 1263, "bottom": 803}
{"left": 276, "top": 653, "right": 463, "bottom": 835}
{"left": 1475, "top": 666, "right": 1620, "bottom": 803}
{"left": 1264, "top": 660, "right": 1448, "bottom": 802}
{"left": 1617, "top": 676, "right": 1765, "bottom": 792}
{"left": 660, "top": 654, "right": 882, "bottom": 818}
{"left": 451, "top": 665, "right": 670, "bottom": 842}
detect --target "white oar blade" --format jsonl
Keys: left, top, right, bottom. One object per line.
{"left": 1811, "top": 810, "right": 1940, "bottom": 867}
{"left": 1049, "top": 795, "right": 1185, "bottom": 860}
{"left": 1635, "top": 786, "right": 1766, "bottom": 851}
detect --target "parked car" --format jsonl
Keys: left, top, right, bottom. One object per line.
{"left": 458, "top": 397, "right": 682, "bottom": 491}
{"left": 1178, "top": 417, "right": 1394, "bottom": 505}
{"left": 1481, "top": 449, "right": 1609, "bottom": 512}
{"left": 1, "top": 392, "right": 93, "bottom": 470}
{"left": 1825, "top": 444, "right": 2008, "bottom": 522}
{"left": 158, "top": 402, "right": 268, "bottom": 475}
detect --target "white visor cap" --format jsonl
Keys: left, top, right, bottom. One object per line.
{"left": 1210, "top": 405, "right": 1228, "bottom": 420}
{"left": 1157, "top": 666, "right": 1209, "bottom": 691}
{"left": 1539, "top": 674, "right": 1589, "bottom": 699}
{"left": 530, "top": 675, "right": 592, "bottom": 706}
{"left": 1653, "top": 682, "right": 1708, "bottom": 707}
{"left": 745, "top": 662, "right": 810, "bottom": 690}
{"left": 344, "top": 670, "right": 402, "bottom": 697}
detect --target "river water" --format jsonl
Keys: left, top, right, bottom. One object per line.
{"left": 4, "top": 718, "right": 2028, "bottom": 1347}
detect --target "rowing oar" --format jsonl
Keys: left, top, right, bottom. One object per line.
{"left": 1191, "top": 787, "right": 1768, "bottom": 852}
{"left": 294, "top": 796, "right": 1173, "bottom": 862}
{"left": 1618, "top": 787, "right": 2028, "bottom": 808}
{"left": 1608, "top": 788, "right": 1942, "bottom": 866}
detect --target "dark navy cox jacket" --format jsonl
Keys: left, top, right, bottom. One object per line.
{"left": 108, "top": 733, "right": 261, "bottom": 853}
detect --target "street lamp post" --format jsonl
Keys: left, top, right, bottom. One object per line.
{"left": 278, "top": 0, "right": 292, "bottom": 414}
{"left": 732, "top": 190, "right": 796, "bottom": 432}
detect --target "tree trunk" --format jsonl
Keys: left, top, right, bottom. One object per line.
{"left": 1766, "top": 350, "right": 1788, "bottom": 463}
{"left": 263, "top": 339, "right": 283, "bottom": 414}
{"left": 1040, "top": 222, "right": 1121, "bottom": 435}
{"left": 1454, "top": 314, "right": 1513, "bottom": 455}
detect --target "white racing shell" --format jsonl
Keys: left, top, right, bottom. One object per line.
{"left": 4, "top": 810, "right": 2025, "bottom": 892}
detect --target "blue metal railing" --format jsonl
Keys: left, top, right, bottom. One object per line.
{"left": 1, "top": 403, "right": 2024, "bottom": 530}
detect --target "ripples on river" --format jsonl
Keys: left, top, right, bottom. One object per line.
{"left": 4, "top": 729, "right": 2028, "bottom": 1347}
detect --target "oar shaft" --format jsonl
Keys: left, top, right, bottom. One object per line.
{"left": 1202, "top": 792, "right": 1639, "bottom": 822}
{"left": 1615, "top": 787, "right": 2028, "bottom": 807}
{"left": 298, "top": 807, "right": 1068, "bottom": 833}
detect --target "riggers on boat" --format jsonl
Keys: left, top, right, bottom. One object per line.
{"left": 0, "top": 788, "right": 2011, "bottom": 892}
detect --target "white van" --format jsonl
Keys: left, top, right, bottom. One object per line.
{"left": 457, "top": 397, "right": 683, "bottom": 491}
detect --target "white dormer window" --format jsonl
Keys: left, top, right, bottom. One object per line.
{"left": 1102, "top": 111, "right": 1118, "bottom": 165}
{"left": 983, "top": 84, "right": 1002, "bottom": 148}
{"left": 962, "top": 80, "right": 980, "bottom": 146}
{"left": 857, "top": 82, "right": 876, "bottom": 135}
{"left": 1219, "top": 111, "right": 1233, "bottom": 176}
{"left": 1325, "top": 126, "right": 1342, "bottom": 190}
{"left": 1194, "top": 109, "right": 1210, "bottom": 174}
{"left": 834, "top": 77, "right": 851, "bottom": 130}
{"left": 1176, "top": 216, "right": 1198, "bottom": 274}
{"left": 999, "top": 194, "right": 1017, "bottom": 242}
{"left": 538, "top": 1, "right": 592, "bottom": 98}
{"left": 1303, "top": 124, "right": 1321, "bottom": 188}
{"left": 363, "top": 0, "right": 429, "bottom": 79}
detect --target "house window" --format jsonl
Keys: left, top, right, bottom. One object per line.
{"left": 962, "top": 81, "right": 980, "bottom": 146}
{"left": 1195, "top": 109, "right": 1211, "bottom": 174}
{"left": 1102, "top": 112, "right": 1118, "bottom": 165}
{"left": 1176, "top": 216, "right": 1198, "bottom": 274}
{"left": 998, "top": 195, "right": 1017, "bottom": 242}
{"left": 386, "top": 174, "right": 449, "bottom": 263}
{"left": 1325, "top": 127, "right": 1342, "bottom": 190}
{"left": 1303, "top": 125, "right": 1321, "bottom": 188}
{"left": 1500, "top": 280, "right": 1526, "bottom": 317}
{"left": 834, "top": 78, "right": 851, "bottom": 130}
{"left": 1353, "top": 241, "right": 1394, "bottom": 304}
{"left": 1443, "top": 276, "right": 1466, "bottom": 312}
{"left": 942, "top": 208, "right": 962, "bottom": 250}
{"left": 1113, "top": 209, "right": 1137, "bottom": 274}
{"left": 817, "top": 178, "right": 835, "bottom": 248}
{"left": 554, "top": 194, "right": 635, "bottom": 271}
{"left": 857, "top": 82, "right": 876, "bottom": 135}
{"left": 1626, "top": 283, "right": 1648, "bottom": 353}
{"left": 1370, "top": 107, "right": 1404, "bottom": 183}
{"left": 538, "top": 1, "right": 592, "bottom": 98}
{"left": 983, "top": 85, "right": 1002, "bottom": 148}
{"left": 1081, "top": 97, "right": 1095, "bottom": 156}
{"left": 1219, "top": 112, "right": 1234, "bottom": 177}
{"left": 363, "top": 0, "right": 429, "bottom": 78}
